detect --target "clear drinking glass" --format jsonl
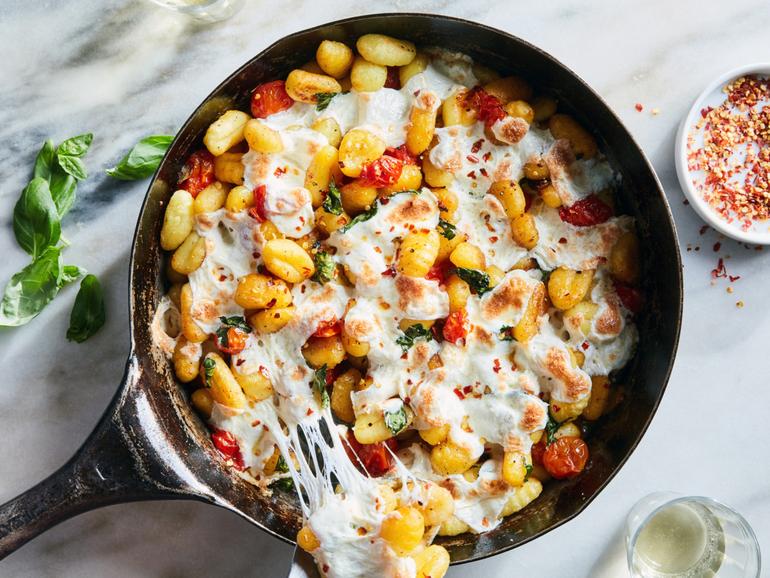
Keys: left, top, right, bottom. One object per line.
{"left": 145, "top": 0, "right": 245, "bottom": 22}
{"left": 626, "top": 492, "right": 761, "bottom": 577}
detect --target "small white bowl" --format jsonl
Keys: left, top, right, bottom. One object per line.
{"left": 675, "top": 63, "right": 770, "bottom": 244}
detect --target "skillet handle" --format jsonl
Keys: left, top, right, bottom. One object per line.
{"left": 0, "top": 356, "right": 196, "bottom": 560}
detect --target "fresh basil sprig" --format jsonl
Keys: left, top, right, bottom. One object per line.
{"left": 312, "top": 251, "right": 335, "bottom": 284}
{"left": 66, "top": 274, "right": 106, "bottom": 343}
{"left": 322, "top": 180, "right": 343, "bottom": 215}
{"left": 455, "top": 267, "right": 491, "bottom": 296}
{"left": 32, "top": 136, "right": 92, "bottom": 218}
{"left": 106, "top": 135, "right": 173, "bottom": 180}
{"left": 219, "top": 315, "right": 251, "bottom": 333}
{"left": 396, "top": 323, "right": 433, "bottom": 353}
{"left": 0, "top": 247, "right": 80, "bottom": 327}
{"left": 545, "top": 414, "right": 560, "bottom": 446}
{"left": 312, "top": 364, "right": 330, "bottom": 408}
{"left": 384, "top": 404, "right": 409, "bottom": 435}
{"left": 13, "top": 178, "right": 61, "bottom": 260}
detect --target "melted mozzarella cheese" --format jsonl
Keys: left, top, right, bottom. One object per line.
{"left": 531, "top": 206, "right": 634, "bottom": 271}
{"left": 189, "top": 210, "right": 260, "bottom": 333}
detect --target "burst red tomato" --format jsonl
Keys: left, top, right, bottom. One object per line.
{"left": 248, "top": 184, "right": 269, "bottom": 222}
{"left": 384, "top": 144, "right": 418, "bottom": 166}
{"left": 178, "top": 150, "right": 215, "bottom": 198}
{"left": 425, "top": 260, "right": 453, "bottom": 285}
{"left": 542, "top": 437, "right": 589, "bottom": 479}
{"left": 558, "top": 194, "right": 613, "bottom": 227}
{"left": 216, "top": 327, "right": 248, "bottom": 355}
{"left": 465, "top": 87, "right": 506, "bottom": 128}
{"left": 384, "top": 66, "right": 400, "bottom": 89}
{"left": 313, "top": 318, "right": 343, "bottom": 338}
{"left": 531, "top": 439, "right": 546, "bottom": 465}
{"left": 344, "top": 431, "right": 397, "bottom": 477}
{"left": 250, "top": 80, "right": 293, "bottom": 118}
{"left": 443, "top": 308, "right": 469, "bottom": 344}
{"left": 614, "top": 282, "right": 643, "bottom": 314}
{"left": 359, "top": 155, "right": 404, "bottom": 187}
{"left": 211, "top": 429, "right": 245, "bottom": 470}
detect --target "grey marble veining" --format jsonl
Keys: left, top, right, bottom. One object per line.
{"left": 1, "top": 0, "right": 769, "bottom": 576}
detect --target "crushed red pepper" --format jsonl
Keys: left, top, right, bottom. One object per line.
{"left": 687, "top": 75, "right": 770, "bottom": 229}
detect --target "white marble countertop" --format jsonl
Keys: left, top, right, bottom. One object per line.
{"left": 1, "top": 0, "right": 768, "bottom": 576}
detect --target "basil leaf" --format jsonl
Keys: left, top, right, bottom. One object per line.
{"left": 322, "top": 180, "right": 343, "bottom": 215}
{"left": 61, "top": 265, "right": 86, "bottom": 285}
{"left": 499, "top": 325, "right": 514, "bottom": 341}
{"left": 312, "top": 364, "right": 330, "bottom": 408}
{"left": 57, "top": 133, "right": 93, "bottom": 157}
{"left": 312, "top": 251, "right": 335, "bottom": 284}
{"left": 276, "top": 454, "right": 290, "bottom": 474}
{"left": 66, "top": 274, "right": 106, "bottom": 343}
{"left": 271, "top": 477, "right": 295, "bottom": 491}
{"left": 339, "top": 204, "right": 378, "bottom": 233}
{"left": 455, "top": 267, "right": 491, "bottom": 295}
{"left": 438, "top": 218, "right": 456, "bottom": 240}
{"left": 48, "top": 168, "right": 77, "bottom": 217}
{"left": 33, "top": 140, "right": 56, "bottom": 181}
{"left": 203, "top": 357, "right": 216, "bottom": 387}
{"left": 0, "top": 247, "right": 63, "bottom": 327}
{"left": 219, "top": 315, "right": 251, "bottom": 333}
{"left": 315, "top": 92, "right": 338, "bottom": 111}
{"left": 13, "top": 178, "right": 61, "bottom": 260}
{"left": 545, "top": 415, "right": 559, "bottom": 446}
{"left": 396, "top": 323, "right": 433, "bottom": 353}
{"left": 56, "top": 155, "right": 87, "bottom": 180}
{"left": 106, "top": 135, "right": 173, "bottom": 180}
{"left": 384, "top": 405, "right": 408, "bottom": 435}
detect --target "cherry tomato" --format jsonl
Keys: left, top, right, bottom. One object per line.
{"left": 248, "top": 184, "right": 269, "bottom": 222}
{"left": 425, "top": 260, "right": 453, "bottom": 285}
{"left": 360, "top": 155, "right": 404, "bottom": 187}
{"left": 465, "top": 86, "right": 506, "bottom": 128}
{"left": 250, "top": 80, "right": 293, "bottom": 118}
{"left": 344, "top": 431, "right": 397, "bottom": 477}
{"left": 211, "top": 429, "right": 245, "bottom": 470}
{"left": 216, "top": 327, "right": 248, "bottom": 355}
{"left": 313, "top": 318, "right": 343, "bottom": 338}
{"left": 614, "top": 282, "right": 643, "bottom": 314}
{"left": 178, "top": 149, "right": 215, "bottom": 198}
{"left": 558, "top": 194, "right": 613, "bottom": 227}
{"left": 531, "top": 439, "right": 546, "bottom": 465}
{"left": 442, "top": 308, "right": 469, "bottom": 344}
{"left": 384, "top": 66, "right": 400, "bottom": 89}
{"left": 384, "top": 144, "right": 418, "bottom": 166}
{"left": 542, "top": 437, "right": 589, "bottom": 479}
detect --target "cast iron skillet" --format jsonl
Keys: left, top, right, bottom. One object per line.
{"left": 0, "top": 12, "right": 682, "bottom": 570}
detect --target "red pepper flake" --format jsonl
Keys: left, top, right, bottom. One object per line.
{"left": 404, "top": 396, "right": 411, "bottom": 404}
{"left": 493, "top": 359, "right": 501, "bottom": 374}
{"left": 306, "top": 408, "right": 314, "bottom": 416}
{"left": 489, "top": 235, "right": 499, "bottom": 243}
{"left": 467, "top": 170, "right": 477, "bottom": 179}
{"left": 479, "top": 167, "right": 489, "bottom": 177}
{"left": 713, "top": 242, "right": 721, "bottom": 252}
{"left": 218, "top": 274, "right": 227, "bottom": 282}
{"left": 323, "top": 564, "right": 330, "bottom": 573}
{"left": 483, "top": 151, "right": 492, "bottom": 162}
{"left": 558, "top": 237, "right": 568, "bottom": 244}
{"left": 581, "top": 341, "right": 590, "bottom": 350}
{"left": 453, "top": 387, "right": 465, "bottom": 400}
{"left": 463, "top": 385, "right": 473, "bottom": 395}
{"left": 729, "top": 274, "right": 741, "bottom": 282}
{"left": 635, "top": 103, "right": 643, "bottom": 112}
{"left": 712, "top": 258, "right": 727, "bottom": 279}
{"left": 471, "top": 139, "right": 484, "bottom": 153}
{"left": 381, "top": 266, "right": 396, "bottom": 277}
{"left": 273, "top": 166, "right": 286, "bottom": 177}
{"left": 699, "top": 225, "right": 710, "bottom": 235}
{"left": 466, "top": 154, "right": 480, "bottom": 164}
{"left": 236, "top": 358, "right": 245, "bottom": 366}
